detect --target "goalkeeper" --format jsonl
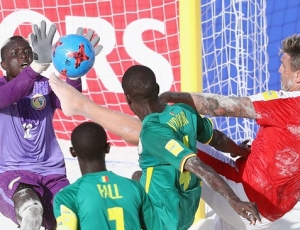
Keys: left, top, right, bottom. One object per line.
{"left": 0, "top": 21, "right": 101, "bottom": 230}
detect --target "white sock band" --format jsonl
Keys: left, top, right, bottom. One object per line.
{"left": 14, "top": 189, "right": 43, "bottom": 230}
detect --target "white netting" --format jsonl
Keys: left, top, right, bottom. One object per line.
{"left": 0, "top": 0, "right": 181, "bottom": 146}
{"left": 201, "top": 0, "right": 269, "bottom": 143}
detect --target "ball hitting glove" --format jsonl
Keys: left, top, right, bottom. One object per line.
{"left": 28, "top": 20, "right": 57, "bottom": 73}
{"left": 76, "top": 27, "right": 103, "bottom": 56}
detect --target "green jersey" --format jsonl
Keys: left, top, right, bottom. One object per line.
{"left": 138, "top": 103, "right": 213, "bottom": 230}
{"left": 54, "top": 171, "right": 164, "bottom": 230}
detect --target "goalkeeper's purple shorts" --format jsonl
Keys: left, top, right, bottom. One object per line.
{"left": 0, "top": 170, "right": 69, "bottom": 229}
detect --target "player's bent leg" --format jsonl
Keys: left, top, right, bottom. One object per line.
{"left": 196, "top": 142, "right": 237, "bottom": 170}
{"left": 13, "top": 186, "right": 43, "bottom": 230}
{"left": 0, "top": 170, "right": 44, "bottom": 226}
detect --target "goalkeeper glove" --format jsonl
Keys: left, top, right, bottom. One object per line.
{"left": 76, "top": 27, "right": 103, "bottom": 56}
{"left": 28, "top": 20, "right": 57, "bottom": 73}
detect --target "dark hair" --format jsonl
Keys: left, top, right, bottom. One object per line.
{"left": 121, "top": 65, "right": 159, "bottom": 102}
{"left": 71, "top": 122, "right": 107, "bottom": 160}
{"left": 0, "top": 35, "right": 27, "bottom": 61}
{"left": 280, "top": 34, "right": 300, "bottom": 71}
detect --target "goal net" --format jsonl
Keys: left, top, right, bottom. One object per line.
{"left": 201, "top": 0, "right": 269, "bottom": 143}
{"left": 0, "top": 0, "right": 269, "bottom": 146}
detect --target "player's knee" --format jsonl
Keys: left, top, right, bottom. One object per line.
{"left": 14, "top": 188, "right": 43, "bottom": 230}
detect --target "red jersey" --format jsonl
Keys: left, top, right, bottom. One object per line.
{"left": 236, "top": 90, "right": 300, "bottom": 221}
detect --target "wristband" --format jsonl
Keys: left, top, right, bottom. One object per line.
{"left": 30, "top": 61, "right": 50, "bottom": 73}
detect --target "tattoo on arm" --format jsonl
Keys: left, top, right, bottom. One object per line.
{"left": 190, "top": 93, "right": 256, "bottom": 119}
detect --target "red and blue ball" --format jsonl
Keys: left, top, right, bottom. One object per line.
{"left": 52, "top": 34, "right": 95, "bottom": 79}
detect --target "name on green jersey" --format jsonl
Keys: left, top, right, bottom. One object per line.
{"left": 97, "top": 184, "right": 123, "bottom": 199}
{"left": 167, "top": 111, "right": 189, "bottom": 132}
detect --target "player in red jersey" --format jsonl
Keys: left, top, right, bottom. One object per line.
{"left": 159, "top": 34, "right": 300, "bottom": 229}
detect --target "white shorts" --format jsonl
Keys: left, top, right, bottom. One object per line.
{"left": 197, "top": 142, "right": 273, "bottom": 230}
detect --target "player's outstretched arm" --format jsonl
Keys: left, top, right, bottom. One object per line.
{"left": 48, "top": 73, "right": 141, "bottom": 145}
{"left": 159, "top": 91, "right": 257, "bottom": 119}
{"left": 184, "top": 155, "right": 261, "bottom": 225}
{"left": 209, "top": 129, "right": 251, "bottom": 158}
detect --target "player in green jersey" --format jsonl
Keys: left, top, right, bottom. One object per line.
{"left": 53, "top": 121, "right": 164, "bottom": 230}
{"left": 121, "top": 65, "right": 260, "bottom": 229}
{"left": 49, "top": 66, "right": 261, "bottom": 229}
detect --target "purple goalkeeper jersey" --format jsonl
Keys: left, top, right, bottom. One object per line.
{"left": 0, "top": 66, "right": 81, "bottom": 176}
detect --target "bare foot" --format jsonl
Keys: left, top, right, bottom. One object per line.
{"left": 48, "top": 73, "right": 87, "bottom": 117}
